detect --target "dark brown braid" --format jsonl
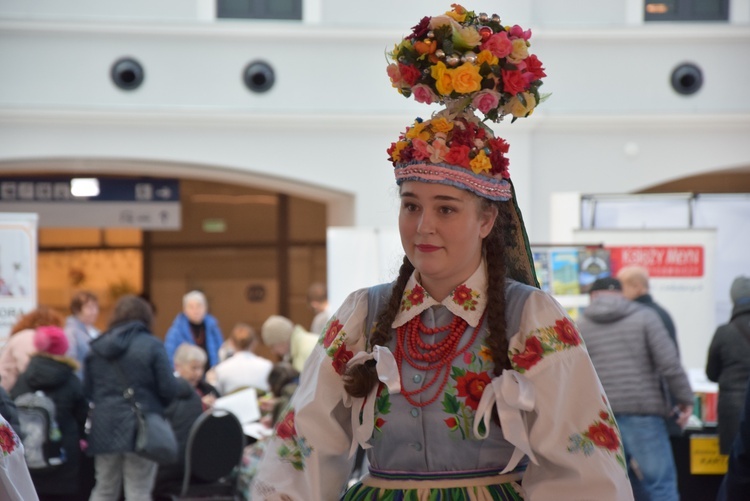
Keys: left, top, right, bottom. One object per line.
{"left": 482, "top": 200, "right": 512, "bottom": 376}
{"left": 343, "top": 256, "right": 415, "bottom": 398}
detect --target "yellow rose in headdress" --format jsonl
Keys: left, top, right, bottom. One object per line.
{"left": 508, "top": 39, "right": 529, "bottom": 64}
{"left": 446, "top": 4, "right": 467, "bottom": 22}
{"left": 430, "top": 61, "right": 454, "bottom": 96}
{"left": 451, "top": 62, "right": 482, "bottom": 94}
{"left": 405, "top": 120, "right": 431, "bottom": 141}
{"left": 452, "top": 23, "right": 482, "bottom": 51}
{"left": 505, "top": 92, "right": 537, "bottom": 118}
{"left": 476, "top": 50, "right": 499, "bottom": 67}
{"left": 430, "top": 117, "right": 454, "bottom": 134}
{"left": 390, "top": 141, "right": 408, "bottom": 162}
{"left": 470, "top": 150, "right": 492, "bottom": 175}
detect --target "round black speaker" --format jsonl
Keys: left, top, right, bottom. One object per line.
{"left": 243, "top": 61, "right": 275, "bottom": 93}
{"left": 111, "top": 57, "right": 144, "bottom": 91}
{"left": 670, "top": 63, "right": 703, "bottom": 96}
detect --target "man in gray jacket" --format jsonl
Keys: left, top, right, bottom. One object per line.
{"left": 578, "top": 277, "right": 693, "bottom": 501}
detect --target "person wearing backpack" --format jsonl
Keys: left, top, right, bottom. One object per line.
{"left": 84, "top": 295, "right": 177, "bottom": 501}
{"left": 10, "top": 325, "right": 89, "bottom": 501}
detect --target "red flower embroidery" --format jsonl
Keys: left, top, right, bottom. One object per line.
{"left": 0, "top": 424, "right": 16, "bottom": 454}
{"left": 323, "top": 319, "right": 343, "bottom": 348}
{"left": 407, "top": 285, "right": 425, "bottom": 306}
{"left": 276, "top": 410, "right": 296, "bottom": 440}
{"left": 332, "top": 344, "right": 354, "bottom": 375}
{"left": 599, "top": 411, "right": 610, "bottom": 420}
{"left": 375, "top": 417, "right": 386, "bottom": 429}
{"left": 512, "top": 336, "right": 544, "bottom": 370}
{"left": 452, "top": 284, "right": 473, "bottom": 305}
{"left": 587, "top": 422, "right": 620, "bottom": 451}
{"left": 444, "top": 417, "right": 458, "bottom": 429}
{"left": 455, "top": 371, "right": 491, "bottom": 411}
{"left": 554, "top": 318, "right": 581, "bottom": 346}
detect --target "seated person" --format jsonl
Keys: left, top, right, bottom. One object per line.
{"left": 260, "top": 315, "right": 318, "bottom": 373}
{"left": 153, "top": 350, "right": 204, "bottom": 500}
{"left": 173, "top": 343, "right": 220, "bottom": 411}
{"left": 213, "top": 323, "right": 273, "bottom": 396}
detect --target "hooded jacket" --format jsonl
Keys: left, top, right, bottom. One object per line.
{"left": 706, "top": 298, "right": 750, "bottom": 453}
{"left": 83, "top": 320, "right": 177, "bottom": 455}
{"left": 11, "top": 353, "right": 88, "bottom": 494}
{"left": 577, "top": 294, "right": 693, "bottom": 416}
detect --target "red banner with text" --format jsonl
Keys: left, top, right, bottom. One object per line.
{"left": 608, "top": 245, "right": 704, "bottom": 277}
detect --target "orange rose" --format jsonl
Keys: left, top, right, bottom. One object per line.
{"left": 451, "top": 62, "right": 482, "bottom": 94}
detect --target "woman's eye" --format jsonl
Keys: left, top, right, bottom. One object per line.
{"left": 439, "top": 206, "right": 456, "bottom": 215}
{"left": 402, "top": 202, "right": 419, "bottom": 212}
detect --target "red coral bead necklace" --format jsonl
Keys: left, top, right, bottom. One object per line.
{"left": 395, "top": 311, "right": 485, "bottom": 408}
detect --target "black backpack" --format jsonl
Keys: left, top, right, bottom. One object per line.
{"left": 14, "top": 390, "right": 67, "bottom": 471}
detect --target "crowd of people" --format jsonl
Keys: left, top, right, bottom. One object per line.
{"left": 0, "top": 283, "right": 329, "bottom": 500}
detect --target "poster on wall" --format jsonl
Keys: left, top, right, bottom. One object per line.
{"left": 573, "top": 228, "right": 716, "bottom": 372}
{"left": 0, "top": 213, "right": 37, "bottom": 348}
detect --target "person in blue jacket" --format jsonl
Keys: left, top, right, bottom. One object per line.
{"left": 163, "top": 290, "right": 223, "bottom": 370}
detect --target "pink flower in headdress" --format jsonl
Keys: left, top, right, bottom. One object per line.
{"left": 412, "top": 84, "right": 438, "bottom": 105}
{"left": 429, "top": 137, "right": 450, "bottom": 163}
{"left": 472, "top": 90, "right": 500, "bottom": 114}
{"left": 510, "top": 25, "right": 532, "bottom": 41}
{"left": 411, "top": 138, "right": 432, "bottom": 161}
{"left": 480, "top": 32, "right": 512, "bottom": 59}
{"left": 386, "top": 63, "right": 403, "bottom": 87}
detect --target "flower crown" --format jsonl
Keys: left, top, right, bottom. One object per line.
{"left": 387, "top": 4, "right": 546, "bottom": 123}
{"left": 387, "top": 108, "right": 512, "bottom": 201}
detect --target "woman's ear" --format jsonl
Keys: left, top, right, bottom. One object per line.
{"left": 479, "top": 204, "right": 498, "bottom": 239}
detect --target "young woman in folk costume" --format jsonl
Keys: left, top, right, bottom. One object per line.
{"left": 252, "top": 5, "right": 633, "bottom": 500}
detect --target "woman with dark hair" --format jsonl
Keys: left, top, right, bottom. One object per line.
{"left": 251, "top": 5, "right": 632, "bottom": 500}
{"left": 84, "top": 295, "right": 177, "bottom": 500}
{"left": 0, "top": 305, "right": 65, "bottom": 391}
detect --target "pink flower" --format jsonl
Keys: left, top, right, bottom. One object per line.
{"left": 510, "top": 25, "right": 532, "bottom": 41}
{"left": 411, "top": 138, "right": 432, "bottom": 161}
{"left": 480, "top": 32, "right": 512, "bottom": 59}
{"left": 463, "top": 352, "right": 473, "bottom": 364}
{"left": 386, "top": 63, "right": 403, "bottom": 86}
{"left": 412, "top": 84, "right": 437, "bottom": 104}
{"left": 429, "top": 138, "right": 450, "bottom": 164}
{"left": 471, "top": 90, "right": 500, "bottom": 114}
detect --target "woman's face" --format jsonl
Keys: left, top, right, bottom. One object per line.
{"left": 78, "top": 300, "right": 99, "bottom": 326}
{"left": 184, "top": 299, "right": 207, "bottom": 324}
{"left": 399, "top": 181, "right": 496, "bottom": 299}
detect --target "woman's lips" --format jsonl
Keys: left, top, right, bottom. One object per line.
{"left": 416, "top": 244, "right": 441, "bottom": 252}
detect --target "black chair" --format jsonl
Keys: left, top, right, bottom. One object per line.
{"left": 166, "top": 408, "right": 246, "bottom": 500}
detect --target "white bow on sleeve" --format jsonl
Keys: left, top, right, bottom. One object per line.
{"left": 344, "top": 345, "right": 401, "bottom": 458}
{"left": 473, "top": 369, "right": 538, "bottom": 473}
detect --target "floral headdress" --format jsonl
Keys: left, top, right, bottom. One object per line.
{"left": 387, "top": 4, "right": 547, "bottom": 123}
{"left": 387, "top": 108, "right": 512, "bottom": 201}
{"left": 388, "top": 5, "right": 543, "bottom": 287}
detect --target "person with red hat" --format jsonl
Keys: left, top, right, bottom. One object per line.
{"left": 10, "top": 325, "right": 89, "bottom": 500}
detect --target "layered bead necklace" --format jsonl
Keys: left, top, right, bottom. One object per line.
{"left": 395, "top": 311, "right": 485, "bottom": 407}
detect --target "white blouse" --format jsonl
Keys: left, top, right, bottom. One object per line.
{"left": 252, "top": 262, "right": 633, "bottom": 500}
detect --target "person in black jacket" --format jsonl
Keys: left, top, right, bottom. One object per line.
{"left": 717, "top": 374, "right": 750, "bottom": 500}
{"left": 706, "top": 275, "right": 750, "bottom": 454}
{"left": 10, "top": 325, "right": 88, "bottom": 501}
{"left": 84, "top": 295, "right": 177, "bottom": 501}
{"left": 0, "top": 382, "right": 21, "bottom": 435}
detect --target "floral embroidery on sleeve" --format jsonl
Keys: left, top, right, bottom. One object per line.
{"left": 0, "top": 422, "right": 19, "bottom": 456}
{"left": 321, "top": 317, "right": 354, "bottom": 375}
{"left": 567, "top": 401, "right": 626, "bottom": 471}
{"left": 510, "top": 316, "right": 582, "bottom": 373}
{"left": 401, "top": 284, "right": 426, "bottom": 311}
{"left": 275, "top": 409, "right": 313, "bottom": 471}
{"left": 452, "top": 284, "right": 480, "bottom": 311}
